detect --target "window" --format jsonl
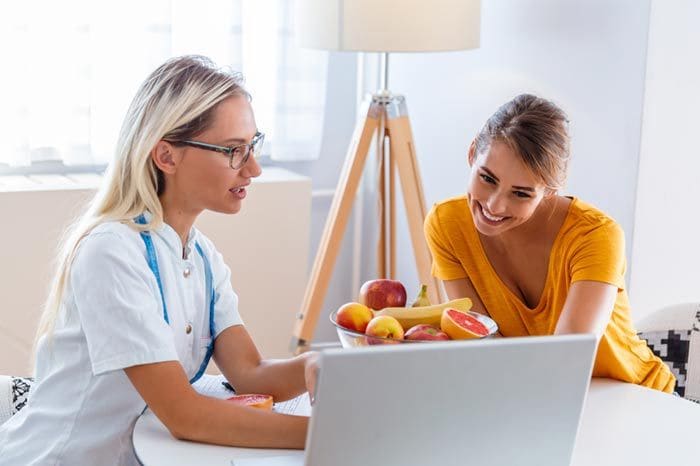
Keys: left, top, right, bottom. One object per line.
{"left": 0, "top": 0, "right": 327, "bottom": 173}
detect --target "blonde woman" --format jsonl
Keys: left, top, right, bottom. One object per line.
{"left": 0, "top": 56, "right": 316, "bottom": 465}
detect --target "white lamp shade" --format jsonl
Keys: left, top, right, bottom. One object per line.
{"left": 295, "top": 0, "right": 480, "bottom": 52}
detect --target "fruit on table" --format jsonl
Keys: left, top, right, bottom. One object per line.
{"left": 375, "top": 297, "right": 473, "bottom": 330}
{"left": 410, "top": 284, "right": 431, "bottom": 308}
{"left": 227, "top": 394, "right": 274, "bottom": 410}
{"left": 365, "top": 315, "right": 405, "bottom": 344}
{"left": 440, "top": 308, "right": 489, "bottom": 340}
{"left": 359, "top": 279, "right": 407, "bottom": 310}
{"left": 335, "top": 302, "right": 374, "bottom": 333}
{"left": 404, "top": 324, "right": 450, "bottom": 341}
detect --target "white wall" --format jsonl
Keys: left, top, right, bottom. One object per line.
{"left": 629, "top": 0, "right": 700, "bottom": 319}
{"left": 381, "top": 0, "right": 651, "bottom": 304}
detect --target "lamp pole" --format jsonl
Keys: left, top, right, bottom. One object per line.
{"left": 375, "top": 51, "right": 397, "bottom": 279}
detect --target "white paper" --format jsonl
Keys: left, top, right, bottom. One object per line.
{"left": 275, "top": 392, "right": 312, "bottom": 416}
{"left": 192, "top": 374, "right": 234, "bottom": 399}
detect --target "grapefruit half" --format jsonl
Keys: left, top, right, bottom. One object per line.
{"left": 226, "top": 394, "right": 274, "bottom": 410}
{"left": 440, "top": 308, "right": 489, "bottom": 340}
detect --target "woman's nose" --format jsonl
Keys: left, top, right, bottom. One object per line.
{"left": 485, "top": 192, "right": 508, "bottom": 215}
{"left": 242, "top": 153, "right": 263, "bottom": 178}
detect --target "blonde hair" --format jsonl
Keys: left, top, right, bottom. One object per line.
{"left": 35, "top": 55, "right": 249, "bottom": 348}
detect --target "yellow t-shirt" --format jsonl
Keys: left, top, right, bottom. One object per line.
{"left": 425, "top": 195, "right": 675, "bottom": 393}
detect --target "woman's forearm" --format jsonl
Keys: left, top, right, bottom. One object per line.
{"left": 234, "top": 353, "right": 310, "bottom": 401}
{"left": 171, "top": 393, "right": 308, "bottom": 448}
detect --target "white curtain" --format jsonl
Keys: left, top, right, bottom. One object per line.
{"left": 0, "top": 0, "right": 327, "bottom": 169}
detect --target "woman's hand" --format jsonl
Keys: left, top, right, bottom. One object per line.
{"left": 303, "top": 351, "right": 320, "bottom": 404}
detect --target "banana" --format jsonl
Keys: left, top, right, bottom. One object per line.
{"left": 410, "top": 284, "right": 431, "bottom": 307}
{"left": 375, "top": 297, "right": 473, "bottom": 330}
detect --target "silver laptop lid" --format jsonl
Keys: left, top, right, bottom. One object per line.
{"left": 305, "top": 334, "right": 597, "bottom": 466}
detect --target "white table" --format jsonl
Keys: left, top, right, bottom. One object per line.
{"left": 133, "top": 378, "right": 700, "bottom": 466}
{"left": 571, "top": 379, "right": 699, "bottom": 465}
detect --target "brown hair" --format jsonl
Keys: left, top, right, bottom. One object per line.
{"left": 474, "top": 94, "right": 570, "bottom": 191}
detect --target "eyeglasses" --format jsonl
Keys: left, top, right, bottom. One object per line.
{"left": 174, "top": 131, "right": 265, "bottom": 169}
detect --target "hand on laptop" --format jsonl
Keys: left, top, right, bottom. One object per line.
{"left": 303, "top": 351, "right": 320, "bottom": 405}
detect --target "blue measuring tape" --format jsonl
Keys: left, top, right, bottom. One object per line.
{"left": 135, "top": 215, "right": 216, "bottom": 384}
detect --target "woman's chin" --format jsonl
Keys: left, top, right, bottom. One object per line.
{"left": 471, "top": 206, "right": 508, "bottom": 235}
{"left": 223, "top": 204, "right": 243, "bottom": 215}
{"left": 207, "top": 200, "right": 242, "bottom": 215}
{"left": 474, "top": 220, "right": 502, "bottom": 236}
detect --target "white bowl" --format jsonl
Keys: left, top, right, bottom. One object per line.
{"left": 329, "top": 310, "right": 499, "bottom": 348}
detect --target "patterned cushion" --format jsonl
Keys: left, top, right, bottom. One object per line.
{"left": 11, "top": 377, "right": 32, "bottom": 414}
{"left": 0, "top": 376, "right": 33, "bottom": 425}
{"left": 636, "top": 303, "right": 700, "bottom": 402}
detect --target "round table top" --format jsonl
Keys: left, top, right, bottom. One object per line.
{"left": 134, "top": 378, "right": 700, "bottom": 466}
{"left": 571, "top": 378, "right": 699, "bottom": 465}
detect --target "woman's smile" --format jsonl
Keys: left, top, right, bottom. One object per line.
{"left": 228, "top": 182, "right": 249, "bottom": 200}
{"left": 475, "top": 200, "right": 510, "bottom": 226}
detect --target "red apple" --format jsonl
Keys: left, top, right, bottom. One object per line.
{"left": 405, "top": 324, "right": 450, "bottom": 341}
{"left": 365, "top": 315, "right": 405, "bottom": 345}
{"left": 335, "top": 302, "right": 374, "bottom": 333}
{"left": 358, "top": 279, "right": 407, "bottom": 310}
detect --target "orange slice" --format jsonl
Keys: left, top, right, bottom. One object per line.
{"left": 226, "top": 394, "right": 274, "bottom": 410}
{"left": 440, "top": 308, "right": 489, "bottom": 340}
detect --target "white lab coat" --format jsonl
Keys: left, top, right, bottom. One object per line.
{"left": 0, "top": 215, "right": 243, "bottom": 465}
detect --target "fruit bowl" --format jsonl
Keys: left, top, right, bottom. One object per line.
{"left": 329, "top": 310, "right": 499, "bottom": 348}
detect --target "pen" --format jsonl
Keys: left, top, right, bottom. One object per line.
{"left": 221, "top": 381, "right": 235, "bottom": 392}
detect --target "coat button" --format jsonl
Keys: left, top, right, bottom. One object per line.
{"left": 183, "top": 267, "right": 191, "bottom": 278}
{"left": 185, "top": 324, "right": 192, "bottom": 334}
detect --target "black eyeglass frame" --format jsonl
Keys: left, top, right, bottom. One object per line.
{"left": 173, "top": 131, "right": 264, "bottom": 169}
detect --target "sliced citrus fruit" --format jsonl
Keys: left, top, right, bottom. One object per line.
{"left": 226, "top": 394, "right": 274, "bottom": 410}
{"left": 440, "top": 308, "right": 489, "bottom": 340}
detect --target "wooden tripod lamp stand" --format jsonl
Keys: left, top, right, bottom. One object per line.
{"left": 291, "top": 0, "right": 481, "bottom": 354}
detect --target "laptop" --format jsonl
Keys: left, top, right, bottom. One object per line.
{"left": 236, "top": 334, "right": 597, "bottom": 466}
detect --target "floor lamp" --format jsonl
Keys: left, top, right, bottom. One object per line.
{"left": 291, "top": 0, "right": 481, "bottom": 354}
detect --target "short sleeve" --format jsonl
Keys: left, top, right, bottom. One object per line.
{"left": 424, "top": 204, "right": 468, "bottom": 281}
{"left": 569, "top": 220, "right": 626, "bottom": 290}
{"left": 206, "top": 243, "right": 244, "bottom": 338}
{"left": 70, "top": 232, "right": 179, "bottom": 375}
